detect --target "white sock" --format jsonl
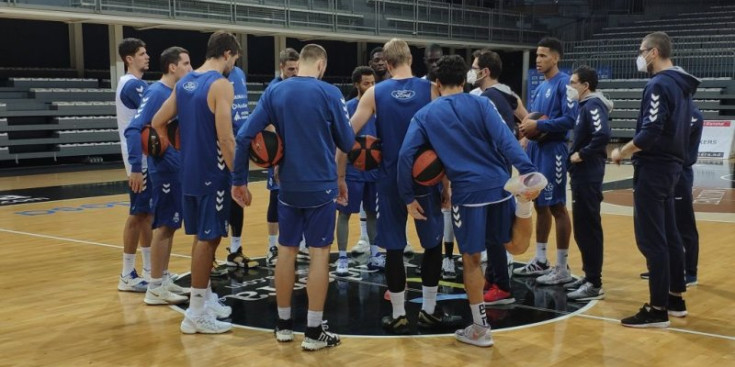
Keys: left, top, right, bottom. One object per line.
{"left": 122, "top": 253, "right": 136, "bottom": 277}
{"left": 277, "top": 307, "right": 291, "bottom": 320}
{"left": 149, "top": 277, "right": 163, "bottom": 289}
{"left": 206, "top": 280, "right": 212, "bottom": 299}
{"left": 535, "top": 243, "right": 548, "bottom": 263}
{"left": 443, "top": 210, "right": 455, "bottom": 242}
{"left": 162, "top": 270, "right": 171, "bottom": 282}
{"left": 390, "top": 291, "right": 406, "bottom": 319}
{"left": 189, "top": 288, "right": 207, "bottom": 316}
{"left": 371, "top": 245, "right": 380, "bottom": 257}
{"left": 229, "top": 237, "right": 241, "bottom": 253}
{"left": 307, "top": 310, "right": 323, "bottom": 328}
{"left": 140, "top": 247, "right": 151, "bottom": 272}
{"left": 557, "top": 249, "right": 569, "bottom": 268}
{"left": 422, "top": 286, "right": 438, "bottom": 314}
{"left": 268, "top": 235, "right": 277, "bottom": 248}
{"left": 359, "top": 205, "right": 368, "bottom": 240}
{"left": 515, "top": 200, "right": 533, "bottom": 218}
{"left": 470, "top": 303, "right": 489, "bottom": 327}
{"left": 339, "top": 250, "right": 347, "bottom": 258}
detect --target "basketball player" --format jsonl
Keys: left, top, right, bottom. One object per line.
{"left": 641, "top": 102, "right": 703, "bottom": 287}
{"left": 224, "top": 65, "right": 250, "bottom": 269}
{"left": 335, "top": 66, "right": 379, "bottom": 276}
{"left": 232, "top": 44, "right": 353, "bottom": 350}
{"left": 340, "top": 38, "right": 460, "bottom": 334}
{"left": 264, "top": 48, "right": 300, "bottom": 266}
{"left": 469, "top": 48, "right": 529, "bottom": 304}
{"left": 398, "top": 54, "right": 540, "bottom": 347}
{"left": 565, "top": 65, "right": 612, "bottom": 301}
{"left": 152, "top": 31, "right": 243, "bottom": 334}
{"left": 422, "top": 43, "right": 442, "bottom": 82}
{"left": 369, "top": 46, "right": 390, "bottom": 82}
{"left": 125, "top": 46, "right": 192, "bottom": 305}
{"left": 612, "top": 32, "right": 699, "bottom": 327}
{"left": 516, "top": 37, "right": 578, "bottom": 285}
{"left": 115, "top": 38, "right": 153, "bottom": 292}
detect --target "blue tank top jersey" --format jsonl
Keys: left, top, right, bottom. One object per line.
{"left": 176, "top": 70, "right": 231, "bottom": 195}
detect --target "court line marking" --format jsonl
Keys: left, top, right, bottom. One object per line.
{"left": 4, "top": 226, "right": 735, "bottom": 342}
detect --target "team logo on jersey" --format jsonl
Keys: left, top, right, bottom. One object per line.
{"left": 545, "top": 88, "right": 551, "bottom": 99}
{"left": 391, "top": 90, "right": 416, "bottom": 100}
{"left": 183, "top": 81, "right": 197, "bottom": 92}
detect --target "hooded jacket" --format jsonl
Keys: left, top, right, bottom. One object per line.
{"left": 481, "top": 83, "right": 519, "bottom": 136}
{"left": 568, "top": 92, "right": 613, "bottom": 182}
{"left": 632, "top": 67, "right": 700, "bottom": 165}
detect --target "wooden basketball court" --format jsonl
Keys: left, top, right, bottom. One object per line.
{"left": 1, "top": 163, "right": 733, "bottom": 366}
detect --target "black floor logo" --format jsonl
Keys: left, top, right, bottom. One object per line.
{"left": 174, "top": 253, "right": 593, "bottom": 336}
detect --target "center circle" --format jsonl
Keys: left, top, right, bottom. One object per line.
{"left": 173, "top": 253, "right": 593, "bottom": 336}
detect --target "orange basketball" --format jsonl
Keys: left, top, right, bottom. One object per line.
{"left": 412, "top": 146, "right": 445, "bottom": 186}
{"left": 249, "top": 130, "right": 284, "bottom": 168}
{"left": 348, "top": 135, "right": 382, "bottom": 171}
{"left": 141, "top": 125, "right": 169, "bottom": 158}
{"left": 522, "top": 112, "right": 549, "bottom": 142}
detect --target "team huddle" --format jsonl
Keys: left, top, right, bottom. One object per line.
{"left": 114, "top": 31, "right": 704, "bottom": 350}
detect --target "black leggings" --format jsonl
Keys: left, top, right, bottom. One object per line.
{"left": 229, "top": 197, "right": 243, "bottom": 237}
{"left": 267, "top": 189, "right": 279, "bottom": 223}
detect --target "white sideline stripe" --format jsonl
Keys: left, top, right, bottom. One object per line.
{"left": 4, "top": 227, "right": 735, "bottom": 342}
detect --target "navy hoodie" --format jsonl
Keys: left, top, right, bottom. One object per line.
{"left": 632, "top": 67, "right": 700, "bottom": 165}
{"left": 568, "top": 92, "right": 613, "bottom": 182}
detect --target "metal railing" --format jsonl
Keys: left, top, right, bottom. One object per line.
{"left": 2, "top": 0, "right": 547, "bottom": 45}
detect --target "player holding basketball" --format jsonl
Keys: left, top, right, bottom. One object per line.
{"left": 115, "top": 37, "right": 152, "bottom": 292}
{"left": 613, "top": 32, "right": 699, "bottom": 327}
{"left": 565, "top": 65, "right": 612, "bottom": 301}
{"left": 516, "top": 37, "right": 578, "bottom": 285}
{"left": 335, "top": 66, "right": 379, "bottom": 276}
{"left": 399, "top": 55, "right": 541, "bottom": 347}
{"left": 232, "top": 44, "right": 354, "bottom": 350}
{"left": 125, "top": 46, "right": 192, "bottom": 305}
{"left": 152, "top": 31, "right": 243, "bottom": 334}
{"left": 263, "top": 48, "right": 299, "bottom": 266}
{"left": 341, "top": 38, "right": 461, "bottom": 334}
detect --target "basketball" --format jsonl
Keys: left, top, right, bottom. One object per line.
{"left": 141, "top": 125, "right": 169, "bottom": 158}
{"left": 522, "top": 112, "right": 549, "bottom": 142}
{"left": 412, "top": 146, "right": 445, "bottom": 186}
{"left": 249, "top": 130, "right": 284, "bottom": 168}
{"left": 348, "top": 135, "right": 382, "bottom": 171}
{"left": 166, "top": 119, "right": 180, "bottom": 150}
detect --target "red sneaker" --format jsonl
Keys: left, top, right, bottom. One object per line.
{"left": 483, "top": 284, "right": 515, "bottom": 305}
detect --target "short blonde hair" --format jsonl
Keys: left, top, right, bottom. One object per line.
{"left": 299, "top": 44, "right": 327, "bottom": 64}
{"left": 383, "top": 38, "right": 411, "bottom": 67}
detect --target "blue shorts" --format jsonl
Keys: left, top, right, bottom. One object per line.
{"left": 182, "top": 189, "right": 230, "bottom": 241}
{"left": 151, "top": 173, "right": 183, "bottom": 230}
{"left": 451, "top": 199, "right": 514, "bottom": 255}
{"left": 526, "top": 140, "right": 567, "bottom": 207}
{"left": 375, "top": 181, "right": 442, "bottom": 251}
{"left": 128, "top": 169, "right": 153, "bottom": 215}
{"left": 278, "top": 200, "right": 336, "bottom": 248}
{"left": 337, "top": 180, "right": 377, "bottom": 214}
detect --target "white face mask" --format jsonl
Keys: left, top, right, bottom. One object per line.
{"left": 636, "top": 55, "right": 649, "bottom": 73}
{"left": 566, "top": 84, "right": 579, "bottom": 101}
{"left": 466, "top": 70, "right": 477, "bottom": 86}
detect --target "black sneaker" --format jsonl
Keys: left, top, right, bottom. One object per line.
{"left": 417, "top": 309, "right": 463, "bottom": 329}
{"left": 640, "top": 272, "right": 650, "bottom": 280}
{"left": 302, "top": 322, "right": 340, "bottom": 351}
{"left": 226, "top": 247, "right": 251, "bottom": 268}
{"left": 668, "top": 294, "right": 688, "bottom": 318}
{"left": 621, "top": 303, "right": 670, "bottom": 328}
{"left": 266, "top": 246, "right": 278, "bottom": 266}
{"left": 381, "top": 315, "right": 411, "bottom": 334}
{"left": 274, "top": 318, "right": 294, "bottom": 342}
{"left": 210, "top": 258, "right": 228, "bottom": 277}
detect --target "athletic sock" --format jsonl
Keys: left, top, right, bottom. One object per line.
{"left": 268, "top": 235, "right": 277, "bottom": 249}
{"left": 306, "top": 310, "right": 323, "bottom": 328}
{"left": 140, "top": 247, "right": 151, "bottom": 273}
{"left": 557, "top": 249, "right": 569, "bottom": 268}
{"left": 189, "top": 288, "right": 207, "bottom": 316}
{"left": 229, "top": 237, "right": 242, "bottom": 253}
{"left": 149, "top": 277, "right": 163, "bottom": 289}
{"left": 515, "top": 200, "right": 533, "bottom": 218}
{"left": 278, "top": 307, "right": 292, "bottom": 321}
{"left": 535, "top": 242, "right": 548, "bottom": 263}
{"left": 390, "top": 291, "right": 406, "bottom": 319}
{"left": 122, "top": 253, "right": 136, "bottom": 277}
{"left": 470, "top": 303, "right": 488, "bottom": 327}
{"left": 359, "top": 206, "right": 368, "bottom": 240}
{"left": 422, "top": 286, "right": 438, "bottom": 314}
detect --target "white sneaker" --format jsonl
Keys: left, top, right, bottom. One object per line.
{"left": 504, "top": 172, "right": 548, "bottom": 202}
{"left": 367, "top": 253, "right": 386, "bottom": 271}
{"left": 118, "top": 269, "right": 148, "bottom": 292}
{"left": 335, "top": 256, "right": 349, "bottom": 276}
{"left": 180, "top": 310, "right": 232, "bottom": 334}
{"left": 207, "top": 292, "right": 232, "bottom": 319}
{"left": 145, "top": 285, "right": 188, "bottom": 305}
{"left": 513, "top": 258, "right": 551, "bottom": 276}
{"left": 442, "top": 257, "right": 456, "bottom": 280}
{"left": 350, "top": 238, "right": 370, "bottom": 256}
{"left": 536, "top": 264, "right": 573, "bottom": 285}
{"left": 404, "top": 242, "right": 415, "bottom": 256}
{"left": 164, "top": 277, "right": 190, "bottom": 295}
{"left": 566, "top": 282, "right": 605, "bottom": 301}
{"left": 455, "top": 324, "right": 494, "bottom": 347}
